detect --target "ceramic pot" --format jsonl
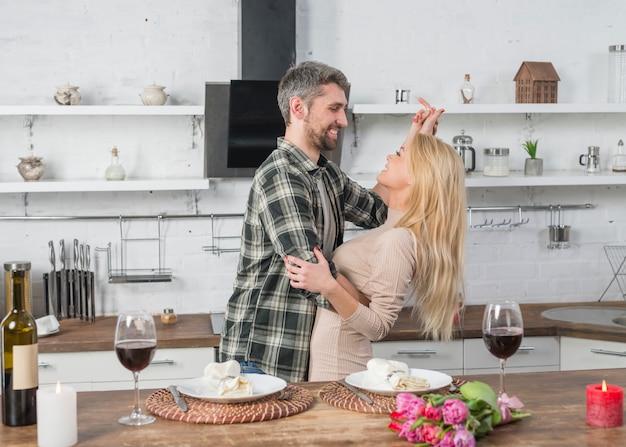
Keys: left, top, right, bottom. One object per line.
{"left": 140, "top": 84, "right": 168, "bottom": 106}
{"left": 17, "top": 156, "right": 45, "bottom": 181}
{"left": 54, "top": 84, "right": 81, "bottom": 105}
{"left": 524, "top": 158, "right": 543, "bottom": 176}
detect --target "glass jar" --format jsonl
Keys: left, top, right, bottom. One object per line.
{"left": 483, "top": 148, "right": 509, "bottom": 176}
{"left": 608, "top": 45, "right": 626, "bottom": 103}
{"left": 161, "top": 308, "right": 177, "bottom": 325}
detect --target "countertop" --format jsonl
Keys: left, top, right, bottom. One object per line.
{"left": 3, "top": 369, "right": 626, "bottom": 446}
{"left": 38, "top": 301, "right": 626, "bottom": 353}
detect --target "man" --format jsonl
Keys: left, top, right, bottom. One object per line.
{"left": 219, "top": 61, "right": 391, "bottom": 382}
{"left": 219, "top": 61, "right": 441, "bottom": 382}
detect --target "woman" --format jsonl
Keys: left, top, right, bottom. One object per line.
{"left": 285, "top": 130, "right": 466, "bottom": 381}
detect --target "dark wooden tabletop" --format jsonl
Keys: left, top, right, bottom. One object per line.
{"left": 2, "top": 369, "right": 626, "bottom": 446}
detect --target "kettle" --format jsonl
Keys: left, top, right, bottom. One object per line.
{"left": 452, "top": 130, "right": 476, "bottom": 172}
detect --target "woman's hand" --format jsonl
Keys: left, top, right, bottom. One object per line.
{"left": 413, "top": 97, "right": 444, "bottom": 136}
{"left": 285, "top": 247, "right": 334, "bottom": 294}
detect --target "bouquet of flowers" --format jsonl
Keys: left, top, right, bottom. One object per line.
{"left": 388, "top": 381, "right": 530, "bottom": 447}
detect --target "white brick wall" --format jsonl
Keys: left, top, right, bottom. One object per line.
{"left": 0, "top": 0, "right": 625, "bottom": 317}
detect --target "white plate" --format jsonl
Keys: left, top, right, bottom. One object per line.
{"left": 177, "top": 373, "right": 287, "bottom": 403}
{"left": 345, "top": 368, "right": 452, "bottom": 396}
{"left": 38, "top": 328, "right": 60, "bottom": 338}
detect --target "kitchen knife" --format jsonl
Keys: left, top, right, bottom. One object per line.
{"left": 59, "top": 239, "right": 68, "bottom": 319}
{"left": 168, "top": 385, "right": 188, "bottom": 412}
{"left": 337, "top": 379, "right": 373, "bottom": 405}
{"left": 48, "top": 241, "right": 58, "bottom": 318}
{"left": 74, "top": 239, "right": 82, "bottom": 319}
{"left": 80, "top": 244, "right": 87, "bottom": 321}
{"left": 86, "top": 244, "right": 95, "bottom": 322}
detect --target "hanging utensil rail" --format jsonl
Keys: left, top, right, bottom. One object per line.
{"left": 466, "top": 203, "right": 594, "bottom": 229}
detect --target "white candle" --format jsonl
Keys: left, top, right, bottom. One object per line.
{"left": 36, "top": 382, "right": 77, "bottom": 447}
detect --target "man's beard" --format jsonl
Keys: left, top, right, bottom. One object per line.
{"left": 305, "top": 120, "right": 337, "bottom": 153}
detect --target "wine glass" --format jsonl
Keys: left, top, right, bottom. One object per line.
{"left": 114, "top": 310, "right": 157, "bottom": 426}
{"left": 482, "top": 300, "right": 523, "bottom": 400}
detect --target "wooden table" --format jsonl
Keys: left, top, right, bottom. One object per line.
{"left": 3, "top": 369, "right": 626, "bottom": 446}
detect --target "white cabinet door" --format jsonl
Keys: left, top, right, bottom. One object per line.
{"left": 38, "top": 352, "right": 93, "bottom": 391}
{"left": 561, "top": 336, "right": 626, "bottom": 371}
{"left": 38, "top": 347, "right": 215, "bottom": 392}
{"left": 464, "top": 336, "right": 560, "bottom": 374}
{"left": 91, "top": 347, "right": 215, "bottom": 391}
{"left": 372, "top": 340, "right": 464, "bottom": 376}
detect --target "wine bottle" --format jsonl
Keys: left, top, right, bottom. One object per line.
{"left": 1, "top": 261, "right": 38, "bottom": 427}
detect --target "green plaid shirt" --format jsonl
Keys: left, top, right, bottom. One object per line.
{"left": 219, "top": 138, "right": 387, "bottom": 382}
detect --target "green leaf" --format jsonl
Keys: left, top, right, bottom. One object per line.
{"left": 460, "top": 381, "right": 502, "bottom": 426}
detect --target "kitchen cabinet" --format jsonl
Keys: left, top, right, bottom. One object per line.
{"left": 464, "top": 336, "right": 560, "bottom": 374}
{"left": 0, "top": 105, "right": 209, "bottom": 193}
{"left": 560, "top": 336, "right": 626, "bottom": 371}
{"left": 351, "top": 103, "right": 626, "bottom": 188}
{"left": 39, "top": 346, "right": 215, "bottom": 391}
{"left": 372, "top": 340, "right": 464, "bottom": 376}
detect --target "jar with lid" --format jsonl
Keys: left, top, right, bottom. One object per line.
{"left": 161, "top": 308, "right": 177, "bottom": 325}
{"left": 608, "top": 45, "right": 626, "bottom": 103}
{"left": 483, "top": 148, "right": 509, "bottom": 176}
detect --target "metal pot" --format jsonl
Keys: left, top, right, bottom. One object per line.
{"left": 452, "top": 130, "right": 476, "bottom": 172}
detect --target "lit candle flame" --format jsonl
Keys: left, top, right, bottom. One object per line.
{"left": 56, "top": 381, "right": 62, "bottom": 394}
{"left": 602, "top": 379, "right": 607, "bottom": 392}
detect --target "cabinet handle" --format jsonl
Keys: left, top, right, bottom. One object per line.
{"left": 590, "top": 348, "right": 626, "bottom": 357}
{"left": 150, "top": 359, "right": 175, "bottom": 365}
{"left": 38, "top": 361, "right": 52, "bottom": 368}
{"left": 518, "top": 346, "right": 535, "bottom": 352}
{"left": 396, "top": 349, "right": 437, "bottom": 355}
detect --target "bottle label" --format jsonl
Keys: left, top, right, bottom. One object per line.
{"left": 12, "top": 343, "right": 38, "bottom": 390}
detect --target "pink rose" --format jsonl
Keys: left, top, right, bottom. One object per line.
{"left": 442, "top": 398, "right": 469, "bottom": 425}
{"left": 421, "top": 424, "right": 443, "bottom": 445}
{"left": 422, "top": 404, "right": 443, "bottom": 421}
{"left": 395, "top": 392, "right": 425, "bottom": 418}
{"left": 453, "top": 427, "right": 476, "bottom": 447}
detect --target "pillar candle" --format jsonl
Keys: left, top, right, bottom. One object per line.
{"left": 36, "top": 382, "right": 78, "bottom": 447}
{"left": 586, "top": 380, "right": 624, "bottom": 428}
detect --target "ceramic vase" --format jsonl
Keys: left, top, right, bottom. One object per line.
{"left": 17, "top": 156, "right": 45, "bottom": 181}
{"left": 524, "top": 158, "right": 543, "bottom": 176}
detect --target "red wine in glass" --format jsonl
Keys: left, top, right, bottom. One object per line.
{"left": 483, "top": 327, "right": 523, "bottom": 359}
{"left": 116, "top": 340, "right": 157, "bottom": 372}
{"left": 482, "top": 301, "right": 524, "bottom": 399}
{"left": 114, "top": 310, "right": 157, "bottom": 426}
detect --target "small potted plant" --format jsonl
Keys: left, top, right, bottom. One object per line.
{"left": 522, "top": 139, "right": 543, "bottom": 176}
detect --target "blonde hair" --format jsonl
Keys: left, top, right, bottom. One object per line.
{"left": 396, "top": 133, "right": 466, "bottom": 341}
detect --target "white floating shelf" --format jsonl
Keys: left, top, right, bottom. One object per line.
{"left": 352, "top": 103, "right": 626, "bottom": 115}
{"left": 0, "top": 178, "right": 210, "bottom": 193}
{"left": 351, "top": 171, "right": 626, "bottom": 189}
{"left": 0, "top": 105, "right": 204, "bottom": 116}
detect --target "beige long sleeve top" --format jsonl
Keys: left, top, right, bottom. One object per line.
{"left": 309, "top": 209, "right": 417, "bottom": 381}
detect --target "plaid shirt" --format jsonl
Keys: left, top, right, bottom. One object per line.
{"left": 219, "top": 138, "right": 387, "bottom": 382}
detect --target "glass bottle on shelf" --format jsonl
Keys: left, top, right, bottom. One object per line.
{"left": 105, "top": 146, "right": 126, "bottom": 181}
{"left": 460, "top": 74, "right": 475, "bottom": 104}
{"left": 611, "top": 139, "right": 626, "bottom": 172}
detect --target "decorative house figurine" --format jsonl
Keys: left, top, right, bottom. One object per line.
{"left": 513, "top": 61, "right": 560, "bottom": 103}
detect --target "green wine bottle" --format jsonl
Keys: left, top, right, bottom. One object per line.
{"left": 1, "top": 261, "right": 38, "bottom": 426}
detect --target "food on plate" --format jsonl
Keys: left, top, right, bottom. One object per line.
{"left": 366, "top": 358, "right": 430, "bottom": 391}
{"left": 204, "top": 360, "right": 253, "bottom": 396}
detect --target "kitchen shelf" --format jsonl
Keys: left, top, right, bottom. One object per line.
{"left": 0, "top": 105, "right": 204, "bottom": 116}
{"left": 350, "top": 170, "right": 626, "bottom": 189}
{"left": 352, "top": 103, "right": 626, "bottom": 115}
{"left": 0, "top": 178, "right": 210, "bottom": 193}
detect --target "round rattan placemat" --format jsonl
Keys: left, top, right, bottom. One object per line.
{"left": 146, "top": 384, "right": 312, "bottom": 424}
{"left": 318, "top": 378, "right": 467, "bottom": 414}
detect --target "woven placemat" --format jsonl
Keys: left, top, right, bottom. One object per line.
{"left": 318, "top": 378, "right": 467, "bottom": 414}
{"left": 146, "top": 384, "right": 312, "bottom": 424}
